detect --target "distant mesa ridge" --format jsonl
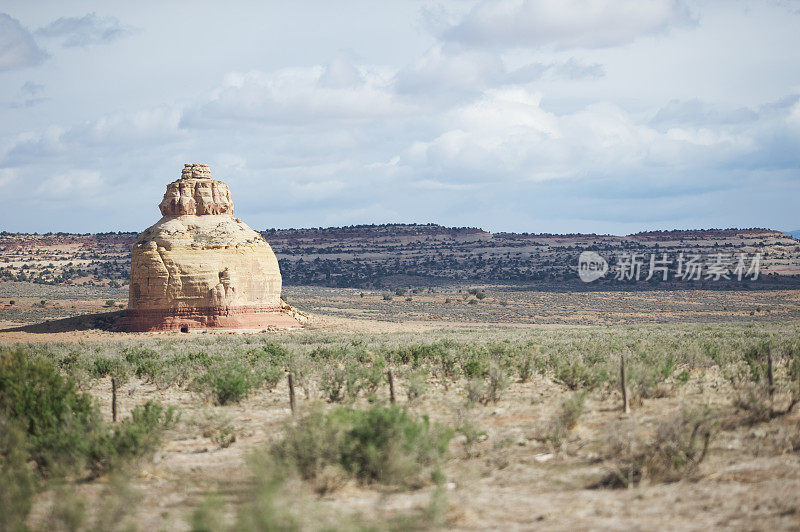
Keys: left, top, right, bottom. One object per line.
{"left": 1, "top": 224, "right": 798, "bottom": 290}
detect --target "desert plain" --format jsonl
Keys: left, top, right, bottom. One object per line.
{"left": 2, "top": 276, "right": 799, "bottom": 530}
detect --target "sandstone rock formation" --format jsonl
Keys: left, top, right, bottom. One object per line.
{"left": 120, "top": 164, "right": 300, "bottom": 331}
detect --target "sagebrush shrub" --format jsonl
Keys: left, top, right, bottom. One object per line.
{"left": 554, "top": 362, "right": 596, "bottom": 390}
{"left": 546, "top": 391, "right": 586, "bottom": 451}
{"left": 405, "top": 370, "right": 428, "bottom": 403}
{"left": 247, "top": 342, "right": 291, "bottom": 368}
{"left": 198, "top": 360, "right": 259, "bottom": 405}
{"left": 271, "top": 404, "right": 453, "bottom": 489}
{"left": 320, "top": 365, "right": 347, "bottom": 403}
{"left": 86, "top": 401, "right": 177, "bottom": 475}
{"left": 602, "top": 406, "right": 715, "bottom": 487}
{"left": 0, "top": 349, "right": 177, "bottom": 525}
{"left": 124, "top": 347, "right": 162, "bottom": 382}
{"left": 0, "top": 349, "right": 102, "bottom": 475}
{"left": 0, "top": 418, "right": 36, "bottom": 532}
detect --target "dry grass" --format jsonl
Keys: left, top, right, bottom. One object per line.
{"left": 1, "top": 291, "right": 799, "bottom": 530}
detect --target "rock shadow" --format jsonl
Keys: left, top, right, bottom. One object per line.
{"left": 0, "top": 310, "right": 124, "bottom": 334}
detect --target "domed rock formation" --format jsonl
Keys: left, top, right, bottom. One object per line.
{"left": 120, "top": 163, "right": 300, "bottom": 331}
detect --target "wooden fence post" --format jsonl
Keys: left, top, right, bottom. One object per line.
{"left": 288, "top": 373, "right": 296, "bottom": 415}
{"left": 620, "top": 355, "right": 630, "bottom": 414}
{"left": 111, "top": 377, "right": 118, "bottom": 423}
{"left": 767, "top": 349, "right": 774, "bottom": 402}
{"left": 388, "top": 370, "right": 396, "bottom": 404}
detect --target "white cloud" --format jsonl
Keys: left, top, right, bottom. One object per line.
{"left": 1, "top": 106, "right": 182, "bottom": 167}
{"left": 400, "top": 86, "right": 794, "bottom": 192}
{"left": 395, "top": 44, "right": 505, "bottom": 94}
{"left": 36, "top": 13, "right": 132, "bottom": 48}
{"left": 0, "top": 167, "right": 17, "bottom": 189}
{"left": 2, "top": 126, "right": 66, "bottom": 166}
{"left": 665, "top": 127, "right": 742, "bottom": 147}
{"left": 788, "top": 99, "right": 800, "bottom": 126}
{"left": 403, "top": 87, "right": 564, "bottom": 181}
{"left": 182, "top": 62, "right": 416, "bottom": 129}
{"left": 0, "top": 13, "right": 47, "bottom": 71}
{"left": 442, "top": 0, "right": 694, "bottom": 49}
{"left": 64, "top": 107, "right": 183, "bottom": 145}
{"left": 394, "top": 45, "right": 606, "bottom": 107}
{"left": 318, "top": 52, "right": 365, "bottom": 88}
{"left": 36, "top": 169, "right": 102, "bottom": 198}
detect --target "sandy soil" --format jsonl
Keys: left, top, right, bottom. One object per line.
{"left": 23, "top": 363, "right": 800, "bottom": 531}
{"left": 4, "top": 285, "right": 800, "bottom": 530}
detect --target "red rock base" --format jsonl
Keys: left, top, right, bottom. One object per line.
{"left": 117, "top": 305, "right": 301, "bottom": 332}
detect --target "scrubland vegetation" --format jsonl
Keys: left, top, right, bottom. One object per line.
{"left": 2, "top": 322, "right": 800, "bottom": 529}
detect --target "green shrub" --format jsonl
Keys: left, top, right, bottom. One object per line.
{"left": 393, "top": 342, "right": 450, "bottom": 367}
{"left": 320, "top": 365, "right": 347, "bottom": 403}
{"left": 91, "top": 357, "right": 127, "bottom": 380}
{"left": 247, "top": 343, "right": 291, "bottom": 368}
{"left": 199, "top": 361, "right": 259, "bottom": 405}
{"left": 359, "top": 362, "right": 385, "bottom": 397}
{"left": 91, "top": 401, "right": 177, "bottom": 473}
{"left": 467, "top": 288, "right": 486, "bottom": 299}
{"left": 463, "top": 358, "right": 484, "bottom": 379}
{"left": 271, "top": 404, "right": 453, "bottom": 489}
{"left": 627, "top": 362, "right": 673, "bottom": 400}
{"left": 517, "top": 356, "right": 533, "bottom": 382}
{"left": 554, "top": 362, "right": 596, "bottom": 390}
{"left": 344, "top": 362, "right": 367, "bottom": 401}
{"left": 48, "top": 473, "right": 142, "bottom": 532}
{"left": 464, "top": 365, "right": 509, "bottom": 406}
{"left": 187, "top": 350, "right": 214, "bottom": 368}
{"left": 309, "top": 345, "right": 348, "bottom": 361}
{"left": 0, "top": 419, "right": 36, "bottom": 532}
{"left": 0, "top": 349, "right": 102, "bottom": 475}
{"left": 319, "top": 360, "right": 384, "bottom": 404}
{"left": 339, "top": 405, "right": 451, "bottom": 486}
{"left": 270, "top": 407, "right": 349, "bottom": 492}
{"left": 436, "top": 349, "right": 458, "bottom": 388}
{"left": 0, "top": 349, "right": 177, "bottom": 525}
{"left": 261, "top": 367, "right": 285, "bottom": 390}
{"left": 124, "top": 347, "right": 162, "bottom": 382}
{"left": 743, "top": 342, "right": 771, "bottom": 383}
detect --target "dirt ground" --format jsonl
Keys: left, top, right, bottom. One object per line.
{"left": 2, "top": 284, "right": 800, "bottom": 530}
{"left": 23, "top": 358, "right": 800, "bottom": 531}
{"left": 2, "top": 284, "right": 799, "bottom": 343}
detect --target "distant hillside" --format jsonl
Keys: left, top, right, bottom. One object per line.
{"left": 264, "top": 225, "right": 800, "bottom": 288}
{"left": 1, "top": 224, "right": 799, "bottom": 289}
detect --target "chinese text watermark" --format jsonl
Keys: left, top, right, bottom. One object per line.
{"left": 578, "top": 252, "right": 762, "bottom": 283}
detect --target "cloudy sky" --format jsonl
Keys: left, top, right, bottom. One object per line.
{"left": 1, "top": 1, "right": 799, "bottom": 235}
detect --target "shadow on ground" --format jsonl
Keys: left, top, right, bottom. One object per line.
{"left": 0, "top": 310, "right": 124, "bottom": 333}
